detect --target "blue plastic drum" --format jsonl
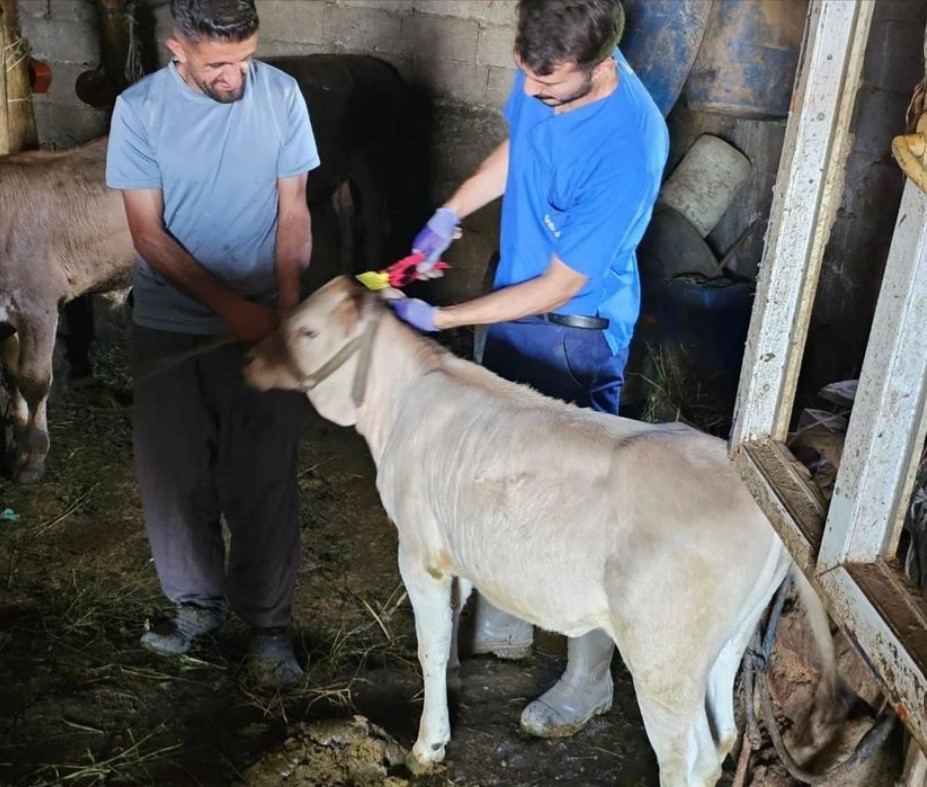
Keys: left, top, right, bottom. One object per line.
{"left": 683, "top": 0, "right": 810, "bottom": 119}
{"left": 620, "top": 0, "right": 712, "bottom": 117}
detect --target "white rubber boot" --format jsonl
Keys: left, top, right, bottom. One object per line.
{"left": 520, "top": 629, "right": 615, "bottom": 737}
{"left": 469, "top": 594, "right": 534, "bottom": 660}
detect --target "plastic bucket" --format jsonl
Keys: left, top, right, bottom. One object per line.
{"left": 659, "top": 134, "right": 751, "bottom": 237}
{"left": 662, "top": 275, "right": 754, "bottom": 380}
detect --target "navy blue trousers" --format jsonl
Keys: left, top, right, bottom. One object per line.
{"left": 481, "top": 317, "right": 629, "bottom": 414}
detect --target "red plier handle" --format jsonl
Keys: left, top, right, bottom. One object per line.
{"left": 386, "top": 252, "right": 450, "bottom": 287}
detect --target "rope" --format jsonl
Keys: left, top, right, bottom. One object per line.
{"left": 905, "top": 20, "right": 927, "bottom": 133}
{"left": 744, "top": 577, "right": 898, "bottom": 785}
{"left": 3, "top": 32, "right": 30, "bottom": 74}
{"left": 123, "top": 1, "right": 143, "bottom": 85}
{"left": 742, "top": 630, "right": 764, "bottom": 749}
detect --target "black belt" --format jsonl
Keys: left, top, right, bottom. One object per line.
{"left": 542, "top": 312, "right": 609, "bottom": 330}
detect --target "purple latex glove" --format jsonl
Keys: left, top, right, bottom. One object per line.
{"left": 390, "top": 297, "right": 439, "bottom": 332}
{"left": 412, "top": 207, "right": 460, "bottom": 271}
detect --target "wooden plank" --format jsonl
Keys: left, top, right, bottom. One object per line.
{"left": 734, "top": 444, "right": 927, "bottom": 751}
{"left": 728, "top": 1, "right": 927, "bottom": 762}
{"left": 0, "top": 0, "right": 10, "bottom": 155}
{"left": 820, "top": 563, "right": 927, "bottom": 752}
{"left": 901, "top": 739, "right": 927, "bottom": 787}
{"left": 731, "top": 0, "right": 875, "bottom": 445}
{"left": 733, "top": 438, "right": 826, "bottom": 576}
{"left": 0, "top": 0, "right": 37, "bottom": 152}
{"left": 820, "top": 178, "right": 927, "bottom": 567}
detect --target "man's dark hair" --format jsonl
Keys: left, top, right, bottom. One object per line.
{"left": 515, "top": 0, "right": 624, "bottom": 76}
{"left": 171, "top": 0, "right": 259, "bottom": 42}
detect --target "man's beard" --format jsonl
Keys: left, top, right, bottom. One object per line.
{"left": 195, "top": 74, "right": 245, "bottom": 104}
{"left": 534, "top": 73, "right": 594, "bottom": 107}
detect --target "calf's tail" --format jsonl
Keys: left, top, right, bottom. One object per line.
{"left": 791, "top": 567, "right": 839, "bottom": 716}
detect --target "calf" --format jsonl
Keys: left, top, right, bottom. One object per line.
{"left": 0, "top": 138, "right": 134, "bottom": 483}
{"left": 244, "top": 278, "right": 838, "bottom": 787}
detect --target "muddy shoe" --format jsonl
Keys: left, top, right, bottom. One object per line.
{"left": 140, "top": 603, "right": 227, "bottom": 656}
{"left": 247, "top": 628, "right": 304, "bottom": 689}
{"left": 520, "top": 670, "right": 613, "bottom": 738}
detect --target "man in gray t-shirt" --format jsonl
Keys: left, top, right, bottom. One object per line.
{"left": 106, "top": 0, "right": 317, "bottom": 688}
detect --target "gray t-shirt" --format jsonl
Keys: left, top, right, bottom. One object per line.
{"left": 106, "top": 59, "right": 320, "bottom": 334}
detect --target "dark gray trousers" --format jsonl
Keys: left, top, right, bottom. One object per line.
{"left": 131, "top": 326, "right": 308, "bottom": 629}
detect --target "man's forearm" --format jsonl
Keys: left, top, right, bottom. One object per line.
{"left": 133, "top": 228, "right": 245, "bottom": 319}
{"left": 444, "top": 139, "right": 510, "bottom": 219}
{"left": 276, "top": 207, "right": 312, "bottom": 315}
{"left": 432, "top": 256, "right": 587, "bottom": 330}
{"left": 435, "top": 277, "right": 572, "bottom": 330}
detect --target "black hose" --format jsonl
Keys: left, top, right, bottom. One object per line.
{"left": 743, "top": 630, "right": 763, "bottom": 750}
{"left": 748, "top": 577, "right": 898, "bottom": 785}
{"left": 757, "top": 670, "right": 897, "bottom": 785}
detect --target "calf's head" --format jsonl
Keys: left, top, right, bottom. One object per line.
{"left": 245, "top": 276, "right": 380, "bottom": 426}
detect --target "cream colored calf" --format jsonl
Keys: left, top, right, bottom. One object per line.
{"left": 245, "top": 277, "right": 834, "bottom": 787}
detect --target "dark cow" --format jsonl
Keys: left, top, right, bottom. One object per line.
{"left": 268, "top": 54, "right": 424, "bottom": 273}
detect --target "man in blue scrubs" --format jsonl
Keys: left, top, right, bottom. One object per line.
{"left": 393, "top": 0, "right": 669, "bottom": 737}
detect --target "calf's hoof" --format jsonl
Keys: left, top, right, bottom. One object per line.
{"left": 14, "top": 458, "right": 45, "bottom": 485}
{"left": 406, "top": 741, "right": 446, "bottom": 775}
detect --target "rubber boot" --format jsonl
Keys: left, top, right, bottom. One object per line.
{"left": 520, "top": 628, "right": 615, "bottom": 737}
{"left": 140, "top": 602, "right": 228, "bottom": 656}
{"left": 247, "top": 627, "right": 304, "bottom": 689}
{"left": 469, "top": 594, "right": 533, "bottom": 659}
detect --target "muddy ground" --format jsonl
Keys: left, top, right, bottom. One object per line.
{"left": 0, "top": 351, "right": 664, "bottom": 786}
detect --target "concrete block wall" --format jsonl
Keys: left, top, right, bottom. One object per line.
{"left": 16, "top": 0, "right": 110, "bottom": 148}
{"left": 144, "top": 0, "right": 518, "bottom": 107}
{"left": 16, "top": 0, "right": 517, "bottom": 146}
{"left": 145, "top": 0, "right": 517, "bottom": 199}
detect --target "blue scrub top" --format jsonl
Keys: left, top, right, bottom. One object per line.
{"left": 496, "top": 48, "right": 669, "bottom": 353}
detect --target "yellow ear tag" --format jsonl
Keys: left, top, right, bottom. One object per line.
{"left": 355, "top": 271, "right": 391, "bottom": 291}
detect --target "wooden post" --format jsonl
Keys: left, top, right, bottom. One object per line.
{"left": 0, "top": 0, "right": 38, "bottom": 153}
{"left": 0, "top": 2, "right": 9, "bottom": 155}
{"left": 96, "top": 0, "right": 130, "bottom": 92}
{"left": 902, "top": 736, "right": 927, "bottom": 787}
